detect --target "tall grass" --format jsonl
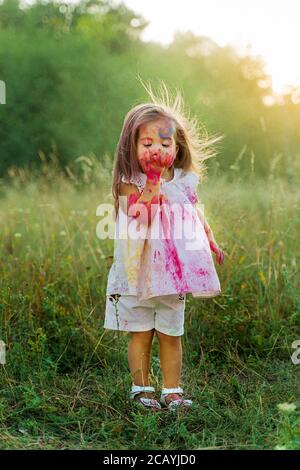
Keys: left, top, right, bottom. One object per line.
{"left": 0, "top": 154, "right": 299, "bottom": 449}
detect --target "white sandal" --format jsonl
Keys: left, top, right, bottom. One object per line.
{"left": 130, "top": 384, "right": 162, "bottom": 410}
{"left": 160, "top": 387, "right": 193, "bottom": 411}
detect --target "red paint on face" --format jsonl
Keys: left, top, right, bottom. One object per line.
{"left": 137, "top": 119, "right": 177, "bottom": 175}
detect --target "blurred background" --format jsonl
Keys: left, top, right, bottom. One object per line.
{"left": 0, "top": 0, "right": 300, "bottom": 182}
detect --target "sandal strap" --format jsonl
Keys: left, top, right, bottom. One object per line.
{"left": 161, "top": 387, "right": 183, "bottom": 395}
{"left": 130, "top": 384, "right": 155, "bottom": 399}
{"left": 131, "top": 384, "right": 155, "bottom": 394}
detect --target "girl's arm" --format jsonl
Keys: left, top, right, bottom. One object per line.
{"left": 196, "top": 206, "right": 225, "bottom": 264}
{"left": 120, "top": 149, "right": 173, "bottom": 226}
{"left": 195, "top": 206, "right": 214, "bottom": 241}
{"left": 119, "top": 171, "right": 162, "bottom": 226}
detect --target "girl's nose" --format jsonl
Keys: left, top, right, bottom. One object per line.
{"left": 151, "top": 146, "right": 162, "bottom": 154}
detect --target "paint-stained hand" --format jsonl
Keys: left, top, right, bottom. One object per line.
{"left": 209, "top": 241, "right": 225, "bottom": 265}
{"left": 139, "top": 148, "right": 175, "bottom": 183}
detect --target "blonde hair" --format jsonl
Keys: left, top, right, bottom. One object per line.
{"left": 111, "top": 78, "right": 223, "bottom": 217}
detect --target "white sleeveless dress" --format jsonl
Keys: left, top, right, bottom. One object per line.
{"left": 106, "top": 167, "right": 221, "bottom": 301}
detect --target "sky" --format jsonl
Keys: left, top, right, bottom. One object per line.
{"left": 22, "top": 0, "right": 300, "bottom": 96}
{"left": 120, "top": 0, "right": 300, "bottom": 96}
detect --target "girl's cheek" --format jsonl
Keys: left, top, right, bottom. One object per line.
{"left": 164, "top": 150, "right": 175, "bottom": 166}
{"left": 163, "top": 148, "right": 175, "bottom": 157}
{"left": 169, "top": 150, "right": 175, "bottom": 159}
{"left": 138, "top": 148, "right": 150, "bottom": 161}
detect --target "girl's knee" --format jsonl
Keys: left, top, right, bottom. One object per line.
{"left": 129, "top": 329, "right": 155, "bottom": 341}
{"left": 156, "top": 330, "right": 181, "bottom": 343}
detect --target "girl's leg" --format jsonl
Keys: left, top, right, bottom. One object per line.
{"left": 128, "top": 329, "right": 155, "bottom": 399}
{"left": 155, "top": 330, "right": 183, "bottom": 404}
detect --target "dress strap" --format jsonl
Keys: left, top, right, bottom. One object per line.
{"left": 177, "top": 170, "right": 200, "bottom": 204}
{"left": 179, "top": 170, "right": 200, "bottom": 190}
{"left": 121, "top": 172, "right": 147, "bottom": 193}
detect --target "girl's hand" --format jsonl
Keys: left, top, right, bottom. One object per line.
{"left": 209, "top": 240, "right": 225, "bottom": 265}
{"left": 139, "top": 148, "right": 175, "bottom": 183}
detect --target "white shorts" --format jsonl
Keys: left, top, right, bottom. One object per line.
{"left": 103, "top": 293, "right": 186, "bottom": 336}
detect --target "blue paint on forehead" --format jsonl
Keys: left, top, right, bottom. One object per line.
{"left": 159, "top": 125, "right": 175, "bottom": 139}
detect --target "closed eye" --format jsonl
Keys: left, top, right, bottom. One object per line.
{"left": 143, "top": 144, "right": 170, "bottom": 148}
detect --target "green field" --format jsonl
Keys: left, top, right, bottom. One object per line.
{"left": 1, "top": 0, "right": 300, "bottom": 451}
{"left": 0, "top": 160, "right": 299, "bottom": 450}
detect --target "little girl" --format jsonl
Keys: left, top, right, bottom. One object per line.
{"left": 103, "top": 89, "right": 225, "bottom": 412}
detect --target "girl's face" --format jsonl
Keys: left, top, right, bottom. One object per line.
{"left": 137, "top": 118, "right": 178, "bottom": 170}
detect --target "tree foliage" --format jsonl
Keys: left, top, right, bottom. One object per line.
{"left": 0, "top": 0, "right": 299, "bottom": 180}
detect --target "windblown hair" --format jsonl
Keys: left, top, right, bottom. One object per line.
{"left": 111, "top": 78, "right": 223, "bottom": 217}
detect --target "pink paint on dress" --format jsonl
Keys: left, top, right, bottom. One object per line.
{"left": 194, "top": 268, "right": 210, "bottom": 276}
{"left": 108, "top": 168, "right": 222, "bottom": 301}
{"left": 184, "top": 185, "right": 198, "bottom": 204}
{"left": 154, "top": 249, "right": 161, "bottom": 262}
{"left": 164, "top": 237, "right": 188, "bottom": 292}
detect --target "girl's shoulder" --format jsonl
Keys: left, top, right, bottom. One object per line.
{"left": 177, "top": 168, "right": 200, "bottom": 189}
{"left": 120, "top": 172, "right": 147, "bottom": 193}
{"left": 175, "top": 169, "right": 201, "bottom": 205}
{"left": 120, "top": 168, "right": 200, "bottom": 193}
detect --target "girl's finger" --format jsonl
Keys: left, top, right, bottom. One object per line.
{"left": 160, "top": 152, "right": 166, "bottom": 167}
{"left": 155, "top": 149, "right": 162, "bottom": 167}
{"left": 149, "top": 150, "right": 160, "bottom": 165}
{"left": 165, "top": 153, "right": 175, "bottom": 168}
{"left": 152, "top": 153, "right": 159, "bottom": 164}
{"left": 139, "top": 150, "right": 149, "bottom": 168}
{"left": 210, "top": 241, "right": 217, "bottom": 253}
{"left": 145, "top": 150, "right": 152, "bottom": 164}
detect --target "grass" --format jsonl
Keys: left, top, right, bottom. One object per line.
{"left": 0, "top": 155, "right": 299, "bottom": 450}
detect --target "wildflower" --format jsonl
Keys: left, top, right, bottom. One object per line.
{"left": 277, "top": 402, "right": 296, "bottom": 413}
